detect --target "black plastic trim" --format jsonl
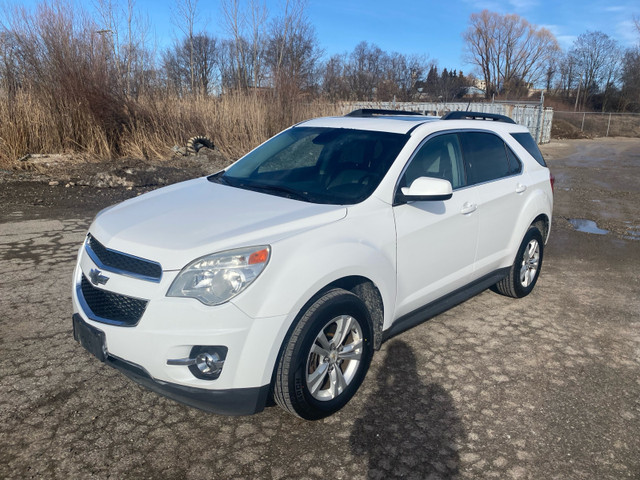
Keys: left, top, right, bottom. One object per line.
{"left": 398, "top": 192, "right": 453, "bottom": 203}
{"left": 77, "top": 275, "right": 148, "bottom": 326}
{"left": 72, "top": 314, "right": 270, "bottom": 415}
{"left": 382, "top": 268, "right": 510, "bottom": 342}
{"left": 441, "top": 111, "right": 516, "bottom": 124}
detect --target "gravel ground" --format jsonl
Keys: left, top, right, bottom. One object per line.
{"left": 0, "top": 138, "right": 638, "bottom": 479}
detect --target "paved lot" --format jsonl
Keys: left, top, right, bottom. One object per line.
{"left": 1, "top": 138, "right": 639, "bottom": 479}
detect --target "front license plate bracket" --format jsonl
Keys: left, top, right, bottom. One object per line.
{"left": 73, "top": 315, "right": 107, "bottom": 362}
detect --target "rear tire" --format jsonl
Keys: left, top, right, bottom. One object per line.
{"left": 274, "top": 289, "right": 373, "bottom": 420}
{"left": 494, "top": 226, "right": 544, "bottom": 298}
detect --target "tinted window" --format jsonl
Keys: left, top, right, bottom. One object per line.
{"left": 506, "top": 147, "right": 522, "bottom": 175}
{"left": 459, "top": 132, "right": 510, "bottom": 185}
{"left": 402, "top": 133, "right": 465, "bottom": 189}
{"left": 218, "top": 127, "right": 408, "bottom": 205}
{"left": 511, "top": 132, "right": 546, "bottom": 166}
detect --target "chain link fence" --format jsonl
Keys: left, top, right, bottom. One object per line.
{"left": 553, "top": 111, "right": 640, "bottom": 139}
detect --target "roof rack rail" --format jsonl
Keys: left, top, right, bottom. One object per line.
{"left": 441, "top": 111, "right": 516, "bottom": 124}
{"left": 346, "top": 109, "right": 424, "bottom": 117}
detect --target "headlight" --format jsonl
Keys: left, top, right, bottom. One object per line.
{"left": 167, "top": 246, "right": 270, "bottom": 305}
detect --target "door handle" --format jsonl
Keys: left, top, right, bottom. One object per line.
{"left": 516, "top": 183, "right": 527, "bottom": 194}
{"left": 461, "top": 202, "right": 477, "bottom": 214}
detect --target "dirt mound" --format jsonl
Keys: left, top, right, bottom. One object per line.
{"left": 551, "top": 118, "right": 591, "bottom": 140}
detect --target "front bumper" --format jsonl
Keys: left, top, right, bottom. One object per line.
{"left": 72, "top": 313, "right": 271, "bottom": 415}
{"left": 71, "top": 239, "right": 292, "bottom": 415}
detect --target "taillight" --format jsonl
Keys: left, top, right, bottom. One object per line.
{"left": 549, "top": 171, "right": 555, "bottom": 193}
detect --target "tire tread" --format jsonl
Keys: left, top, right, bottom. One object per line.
{"left": 273, "top": 289, "right": 367, "bottom": 419}
{"left": 495, "top": 226, "right": 543, "bottom": 298}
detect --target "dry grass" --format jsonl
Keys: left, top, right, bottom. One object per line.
{"left": 553, "top": 111, "right": 640, "bottom": 139}
{"left": 0, "top": 91, "right": 342, "bottom": 167}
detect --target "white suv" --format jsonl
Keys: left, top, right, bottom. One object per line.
{"left": 72, "top": 110, "right": 553, "bottom": 420}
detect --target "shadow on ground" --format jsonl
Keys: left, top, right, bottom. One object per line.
{"left": 350, "top": 340, "right": 465, "bottom": 479}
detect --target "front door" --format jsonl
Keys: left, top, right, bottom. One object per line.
{"left": 393, "top": 133, "right": 479, "bottom": 319}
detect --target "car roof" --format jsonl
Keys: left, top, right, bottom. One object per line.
{"left": 297, "top": 113, "right": 529, "bottom": 136}
{"left": 298, "top": 115, "right": 439, "bottom": 134}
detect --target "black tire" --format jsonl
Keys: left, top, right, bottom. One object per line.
{"left": 274, "top": 289, "right": 374, "bottom": 420}
{"left": 186, "top": 136, "right": 214, "bottom": 154}
{"left": 494, "top": 226, "right": 544, "bottom": 298}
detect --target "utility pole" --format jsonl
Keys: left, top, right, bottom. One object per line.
{"left": 574, "top": 78, "right": 582, "bottom": 112}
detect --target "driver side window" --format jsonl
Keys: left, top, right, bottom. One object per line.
{"left": 402, "top": 133, "right": 465, "bottom": 190}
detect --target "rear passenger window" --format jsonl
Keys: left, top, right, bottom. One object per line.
{"left": 459, "top": 132, "right": 510, "bottom": 185}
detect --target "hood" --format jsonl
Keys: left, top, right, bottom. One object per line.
{"left": 89, "top": 178, "right": 347, "bottom": 270}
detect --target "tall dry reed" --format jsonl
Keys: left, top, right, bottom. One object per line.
{"left": 0, "top": 91, "right": 342, "bottom": 166}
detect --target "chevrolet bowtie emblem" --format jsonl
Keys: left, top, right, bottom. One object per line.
{"left": 89, "top": 268, "right": 110, "bottom": 286}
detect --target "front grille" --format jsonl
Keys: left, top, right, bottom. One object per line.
{"left": 80, "top": 275, "right": 148, "bottom": 326}
{"left": 86, "top": 234, "right": 162, "bottom": 281}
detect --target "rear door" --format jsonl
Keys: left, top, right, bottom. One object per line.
{"left": 458, "top": 131, "right": 527, "bottom": 276}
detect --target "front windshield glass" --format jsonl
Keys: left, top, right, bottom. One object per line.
{"left": 211, "top": 127, "right": 408, "bottom": 205}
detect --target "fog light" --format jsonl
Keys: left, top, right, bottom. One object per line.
{"left": 189, "top": 345, "right": 227, "bottom": 380}
{"left": 167, "top": 346, "right": 228, "bottom": 380}
{"left": 195, "top": 352, "right": 222, "bottom": 374}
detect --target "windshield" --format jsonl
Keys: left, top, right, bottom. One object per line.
{"left": 210, "top": 127, "right": 409, "bottom": 205}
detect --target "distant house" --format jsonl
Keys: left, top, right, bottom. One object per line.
{"left": 460, "top": 86, "right": 485, "bottom": 97}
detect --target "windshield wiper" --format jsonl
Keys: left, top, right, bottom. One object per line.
{"left": 246, "top": 183, "right": 310, "bottom": 202}
{"left": 209, "top": 174, "right": 312, "bottom": 202}
{"left": 207, "top": 171, "right": 229, "bottom": 185}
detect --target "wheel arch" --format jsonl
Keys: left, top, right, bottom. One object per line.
{"left": 320, "top": 276, "right": 385, "bottom": 351}
{"left": 279, "top": 276, "right": 385, "bottom": 357}
{"left": 531, "top": 213, "right": 550, "bottom": 243}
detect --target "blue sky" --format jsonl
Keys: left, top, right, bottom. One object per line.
{"left": 15, "top": 0, "right": 640, "bottom": 73}
{"left": 144, "top": 0, "right": 640, "bottom": 71}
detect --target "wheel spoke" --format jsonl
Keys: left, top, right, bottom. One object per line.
{"left": 332, "top": 315, "right": 354, "bottom": 348}
{"left": 310, "top": 343, "right": 330, "bottom": 359}
{"left": 338, "top": 340, "right": 362, "bottom": 361}
{"left": 520, "top": 264, "right": 528, "bottom": 283}
{"left": 528, "top": 241, "right": 538, "bottom": 260}
{"left": 307, "top": 362, "right": 329, "bottom": 396}
{"left": 316, "top": 331, "right": 331, "bottom": 351}
{"left": 329, "top": 366, "right": 347, "bottom": 399}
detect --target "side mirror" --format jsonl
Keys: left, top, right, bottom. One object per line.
{"left": 400, "top": 177, "right": 453, "bottom": 202}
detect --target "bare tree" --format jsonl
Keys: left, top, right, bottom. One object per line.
{"left": 94, "top": 0, "right": 151, "bottom": 98}
{"left": 172, "top": 0, "right": 200, "bottom": 94}
{"left": 321, "top": 53, "right": 348, "bottom": 100}
{"left": 621, "top": 48, "right": 640, "bottom": 111}
{"left": 464, "top": 10, "right": 559, "bottom": 97}
{"left": 344, "top": 41, "right": 386, "bottom": 100}
{"left": 163, "top": 32, "right": 218, "bottom": 96}
{"left": 265, "top": 0, "right": 321, "bottom": 95}
{"left": 220, "top": 0, "right": 268, "bottom": 90}
{"left": 570, "top": 31, "right": 621, "bottom": 109}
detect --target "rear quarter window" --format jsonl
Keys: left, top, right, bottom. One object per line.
{"left": 511, "top": 132, "right": 546, "bottom": 167}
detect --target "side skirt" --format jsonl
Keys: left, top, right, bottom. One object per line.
{"left": 382, "top": 268, "right": 510, "bottom": 342}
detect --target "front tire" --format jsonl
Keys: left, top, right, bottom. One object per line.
{"left": 495, "top": 226, "right": 544, "bottom": 298}
{"left": 274, "top": 289, "right": 373, "bottom": 420}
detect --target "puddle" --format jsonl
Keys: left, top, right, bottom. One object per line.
{"left": 568, "top": 218, "right": 609, "bottom": 235}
